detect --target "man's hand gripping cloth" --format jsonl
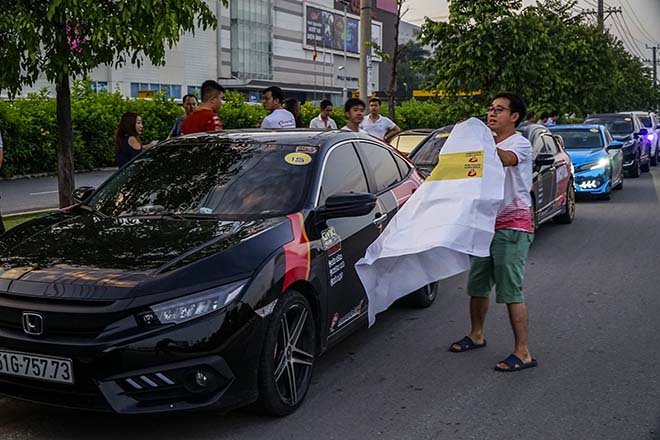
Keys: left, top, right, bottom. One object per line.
{"left": 355, "top": 118, "right": 505, "bottom": 326}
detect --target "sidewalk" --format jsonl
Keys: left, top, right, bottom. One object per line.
{"left": 0, "top": 169, "right": 117, "bottom": 215}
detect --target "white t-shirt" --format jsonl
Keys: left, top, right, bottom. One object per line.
{"left": 309, "top": 115, "right": 338, "bottom": 130}
{"left": 261, "top": 108, "right": 296, "bottom": 129}
{"left": 494, "top": 133, "right": 534, "bottom": 233}
{"left": 360, "top": 114, "right": 396, "bottom": 139}
{"left": 341, "top": 125, "right": 367, "bottom": 133}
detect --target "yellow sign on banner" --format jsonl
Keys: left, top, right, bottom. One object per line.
{"left": 428, "top": 150, "right": 484, "bottom": 181}
{"left": 413, "top": 90, "right": 482, "bottom": 98}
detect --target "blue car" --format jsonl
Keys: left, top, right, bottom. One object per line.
{"left": 550, "top": 125, "right": 624, "bottom": 200}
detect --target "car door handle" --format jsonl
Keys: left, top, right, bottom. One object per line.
{"left": 373, "top": 213, "right": 388, "bottom": 225}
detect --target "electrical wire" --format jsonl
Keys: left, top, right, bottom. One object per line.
{"left": 617, "top": 0, "right": 657, "bottom": 43}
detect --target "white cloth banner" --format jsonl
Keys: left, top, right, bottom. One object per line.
{"left": 355, "top": 118, "right": 506, "bottom": 326}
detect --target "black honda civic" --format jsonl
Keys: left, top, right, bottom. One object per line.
{"left": 0, "top": 129, "right": 433, "bottom": 415}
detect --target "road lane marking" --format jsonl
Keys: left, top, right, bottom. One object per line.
{"left": 29, "top": 191, "right": 58, "bottom": 196}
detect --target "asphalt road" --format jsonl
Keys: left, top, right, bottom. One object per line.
{"left": 1, "top": 170, "right": 660, "bottom": 440}
{"left": 0, "top": 170, "right": 116, "bottom": 215}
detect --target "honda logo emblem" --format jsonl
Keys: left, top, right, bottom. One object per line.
{"left": 22, "top": 312, "right": 44, "bottom": 336}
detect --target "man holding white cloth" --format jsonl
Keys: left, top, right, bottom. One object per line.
{"left": 449, "top": 93, "right": 537, "bottom": 373}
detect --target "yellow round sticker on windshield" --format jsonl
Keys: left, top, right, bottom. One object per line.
{"left": 625, "top": 118, "right": 631, "bottom": 121}
{"left": 285, "top": 152, "right": 312, "bottom": 166}
{"left": 590, "top": 128, "right": 599, "bottom": 133}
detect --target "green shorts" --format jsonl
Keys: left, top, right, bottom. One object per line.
{"left": 467, "top": 229, "right": 534, "bottom": 304}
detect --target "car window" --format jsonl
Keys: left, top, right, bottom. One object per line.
{"left": 393, "top": 153, "right": 411, "bottom": 179}
{"left": 410, "top": 132, "right": 450, "bottom": 168}
{"left": 549, "top": 129, "right": 603, "bottom": 149}
{"left": 358, "top": 142, "right": 402, "bottom": 193}
{"left": 584, "top": 117, "right": 633, "bottom": 135}
{"left": 639, "top": 116, "right": 653, "bottom": 128}
{"left": 605, "top": 129, "right": 613, "bottom": 145}
{"left": 531, "top": 132, "right": 545, "bottom": 156}
{"left": 541, "top": 136, "right": 558, "bottom": 155}
{"left": 88, "top": 141, "right": 315, "bottom": 219}
{"left": 318, "top": 143, "right": 369, "bottom": 206}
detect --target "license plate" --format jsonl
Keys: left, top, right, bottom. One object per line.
{"left": 0, "top": 350, "right": 73, "bottom": 384}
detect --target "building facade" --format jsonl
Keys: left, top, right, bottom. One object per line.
{"left": 14, "top": 0, "right": 423, "bottom": 105}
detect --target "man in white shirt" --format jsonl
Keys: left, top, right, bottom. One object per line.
{"left": 309, "top": 100, "right": 338, "bottom": 130}
{"left": 449, "top": 92, "right": 537, "bottom": 373}
{"left": 341, "top": 98, "right": 367, "bottom": 133}
{"left": 360, "top": 98, "right": 401, "bottom": 141}
{"left": 260, "top": 86, "right": 296, "bottom": 129}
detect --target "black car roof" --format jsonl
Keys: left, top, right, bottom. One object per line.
{"left": 587, "top": 113, "right": 634, "bottom": 118}
{"left": 169, "top": 128, "right": 382, "bottom": 149}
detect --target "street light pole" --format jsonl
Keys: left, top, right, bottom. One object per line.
{"left": 359, "top": 0, "right": 371, "bottom": 101}
{"left": 343, "top": 1, "right": 348, "bottom": 102}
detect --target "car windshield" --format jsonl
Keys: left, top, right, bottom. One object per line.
{"left": 639, "top": 116, "right": 652, "bottom": 128}
{"left": 584, "top": 117, "right": 633, "bottom": 135}
{"left": 393, "top": 134, "right": 428, "bottom": 154}
{"left": 87, "top": 140, "right": 315, "bottom": 219}
{"left": 551, "top": 129, "right": 604, "bottom": 149}
{"left": 410, "top": 131, "right": 452, "bottom": 168}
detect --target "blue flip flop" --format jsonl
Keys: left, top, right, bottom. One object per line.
{"left": 494, "top": 354, "right": 538, "bottom": 372}
{"left": 449, "top": 336, "right": 487, "bottom": 352}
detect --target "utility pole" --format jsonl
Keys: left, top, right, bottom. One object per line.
{"left": 581, "top": 5, "right": 621, "bottom": 31}
{"left": 359, "top": 0, "right": 371, "bottom": 101}
{"left": 646, "top": 45, "right": 660, "bottom": 86}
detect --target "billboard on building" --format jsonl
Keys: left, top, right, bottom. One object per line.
{"left": 304, "top": 2, "right": 382, "bottom": 60}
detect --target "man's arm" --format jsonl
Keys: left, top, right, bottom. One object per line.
{"left": 385, "top": 124, "right": 401, "bottom": 142}
{"left": 497, "top": 148, "right": 518, "bottom": 166}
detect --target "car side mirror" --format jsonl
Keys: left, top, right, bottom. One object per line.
{"left": 317, "top": 192, "right": 377, "bottom": 219}
{"left": 608, "top": 140, "right": 624, "bottom": 150}
{"left": 72, "top": 186, "right": 95, "bottom": 203}
{"left": 535, "top": 153, "right": 555, "bottom": 170}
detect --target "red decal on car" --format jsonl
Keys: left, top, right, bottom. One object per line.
{"left": 282, "top": 213, "right": 311, "bottom": 292}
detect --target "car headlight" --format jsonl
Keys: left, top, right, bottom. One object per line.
{"left": 588, "top": 158, "right": 609, "bottom": 170}
{"left": 137, "top": 279, "right": 248, "bottom": 326}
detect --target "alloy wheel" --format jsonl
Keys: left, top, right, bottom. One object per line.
{"left": 273, "top": 303, "right": 314, "bottom": 406}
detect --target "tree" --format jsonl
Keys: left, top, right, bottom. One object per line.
{"left": 416, "top": 0, "right": 659, "bottom": 118}
{"left": 396, "top": 41, "right": 430, "bottom": 99}
{"left": 0, "top": 0, "right": 221, "bottom": 207}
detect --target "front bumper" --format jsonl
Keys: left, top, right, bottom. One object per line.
{"left": 573, "top": 169, "right": 610, "bottom": 194}
{"left": 0, "top": 304, "right": 266, "bottom": 414}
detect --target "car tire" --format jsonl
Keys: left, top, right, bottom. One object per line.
{"left": 256, "top": 290, "right": 316, "bottom": 417}
{"left": 403, "top": 281, "right": 439, "bottom": 308}
{"left": 531, "top": 197, "right": 538, "bottom": 232}
{"left": 629, "top": 154, "right": 641, "bottom": 178}
{"left": 554, "top": 181, "right": 575, "bottom": 224}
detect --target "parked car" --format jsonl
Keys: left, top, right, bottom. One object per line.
{"left": 388, "top": 128, "right": 434, "bottom": 155}
{"left": 0, "top": 129, "right": 433, "bottom": 415}
{"left": 549, "top": 125, "right": 624, "bottom": 200}
{"left": 409, "top": 123, "right": 575, "bottom": 229}
{"left": 584, "top": 113, "right": 649, "bottom": 177}
{"left": 620, "top": 111, "right": 658, "bottom": 166}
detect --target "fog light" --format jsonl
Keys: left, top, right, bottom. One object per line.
{"left": 195, "top": 371, "right": 209, "bottom": 387}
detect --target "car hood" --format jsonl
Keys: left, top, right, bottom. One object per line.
{"left": 566, "top": 148, "right": 607, "bottom": 166}
{"left": 0, "top": 212, "right": 288, "bottom": 300}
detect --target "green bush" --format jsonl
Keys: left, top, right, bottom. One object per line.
{"left": 0, "top": 84, "right": 486, "bottom": 178}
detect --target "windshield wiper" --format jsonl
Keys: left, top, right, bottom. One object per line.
{"left": 78, "top": 204, "right": 109, "bottom": 219}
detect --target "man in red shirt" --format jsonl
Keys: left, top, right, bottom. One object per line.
{"left": 181, "top": 80, "right": 224, "bottom": 134}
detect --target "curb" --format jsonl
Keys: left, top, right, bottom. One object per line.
{"left": 5, "top": 208, "right": 58, "bottom": 218}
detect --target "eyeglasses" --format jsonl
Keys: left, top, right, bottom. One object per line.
{"left": 487, "top": 105, "right": 511, "bottom": 115}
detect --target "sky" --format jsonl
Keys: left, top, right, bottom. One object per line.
{"left": 404, "top": 0, "right": 660, "bottom": 64}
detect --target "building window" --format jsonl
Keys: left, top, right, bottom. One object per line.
{"left": 130, "top": 83, "right": 182, "bottom": 99}
{"left": 187, "top": 86, "right": 202, "bottom": 98}
{"left": 91, "top": 81, "right": 108, "bottom": 93}
{"left": 231, "top": 0, "right": 273, "bottom": 80}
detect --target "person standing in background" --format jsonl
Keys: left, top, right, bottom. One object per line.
{"left": 283, "top": 98, "right": 304, "bottom": 128}
{"left": 181, "top": 80, "right": 224, "bottom": 135}
{"left": 167, "top": 94, "right": 198, "bottom": 139}
{"left": 309, "top": 100, "right": 338, "bottom": 130}
{"left": 261, "top": 86, "right": 296, "bottom": 129}
{"left": 360, "top": 98, "right": 401, "bottom": 142}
